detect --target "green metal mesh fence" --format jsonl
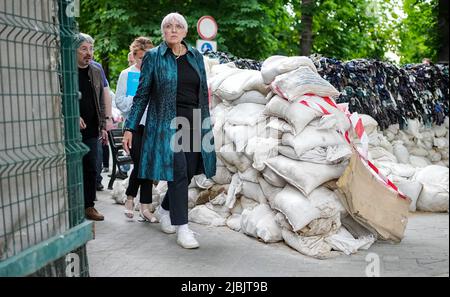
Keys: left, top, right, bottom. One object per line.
{"left": 0, "top": 0, "right": 90, "bottom": 276}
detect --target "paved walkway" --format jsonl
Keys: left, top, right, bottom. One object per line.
{"left": 87, "top": 178, "right": 449, "bottom": 277}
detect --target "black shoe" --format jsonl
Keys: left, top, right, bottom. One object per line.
{"left": 116, "top": 171, "right": 128, "bottom": 180}
{"left": 96, "top": 184, "right": 104, "bottom": 191}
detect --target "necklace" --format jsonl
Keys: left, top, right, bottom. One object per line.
{"left": 174, "top": 44, "right": 184, "bottom": 59}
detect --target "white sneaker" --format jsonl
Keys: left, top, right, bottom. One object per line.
{"left": 160, "top": 214, "right": 176, "bottom": 234}
{"left": 177, "top": 228, "right": 199, "bottom": 249}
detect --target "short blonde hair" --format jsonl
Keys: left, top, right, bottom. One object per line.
{"left": 161, "top": 12, "right": 188, "bottom": 39}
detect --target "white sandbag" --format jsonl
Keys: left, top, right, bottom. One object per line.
{"left": 324, "top": 227, "right": 376, "bottom": 255}
{"left": 209, "top": 192, "right": 227, "bottom": 206}
{"left": 193, "top": 174, "right": 214, "bottom": 189}
{"left": 369, "top": 147, "right": 398, "bottom": 163}
{"left": 258, "top": 176, "right": 283, "bottom": 205}
{"left": 212, "top": 165, "right": 233, "bottom": 185}
{"left": 111, "top": 178, "right": 127, "bottom": 204}
{"left": 202, "top": 56, "right": 218, "bottom": 80}
{"left": 245, "top": 137, "right": 280, "bottom": 171}
{"left": 231, "top": 198, "right": 243, "bottom": 215}
{"left": 241, "top": 196, "right": 260, "bottom": 211}
{"left": 434, "top": 137, "right": 449, "bottom": 149}
{"left": 156, "top": 181, "right": 168, "bottom": 197}
{"left": 224, "top": 123, "right": 261, "bottom": 152}
{"left": 264, "top": 95, "right": 320, "bottom": 135}
{"left": 406, "top": 118, "right": 422, "bottom": 139}
{"left": 188, "top": 205, "right": 226, "bottom": 226}
{"left": 210, "top": 66, "right": 240, "bottom": 93}
{"left": 261, "top": 166, "right": 287, "bottom": 188}
{"left": 274, "top": 212, "right": 293, "bottom": 231}
{"left": 414, "top": 165, "right": 449, "bottom": 212}
{"left": 272, "top": 66, "right": 340, "bottom": 101}
{"left": 206, "top": 202, "right": 231, "bottom": 219}
{"left": 429, "top": 149, "right": 442, "bottom": 162}
{"left": 393, "top": 141, "right": 410, "bottom": 164}
{"left": 360, "top": 114, "right": 378, "bottom": 135}
{"left": 384, "top": 130, "right": 396, "bottom": 142}
{"left": 211, "top": 103, "right": 231, "bottom": 125}
{"left": 225, "top": 174, "right": 243, "bottom": 209}
{"left": 188, "top": 188, "right": 201, "bottom": 209}
{"left": 216, "top": 70, "right": 263, "bottom": 101}
{"left": 326, "top": 145, "right": 353, "bottom": 164}
{"left": 210, "top": 62, "right": 236, "bottom": 77}
{"left": 231, "top": 90, "right": 268, "bottom": 106}
{"left": 226, "top": 214, "right": 242, "bottom": 232}
{"left": 281, "top": 229, "right": 337, "bottom": 259}
{"left": 272, "top": 185, "right": 321, "bottom": 231}
{"left": 241, "top": 204, "right": 282, "bottom": 243}
{"left": 265, "top": 155, "right": 347, "bottom": 196}
{"left": 238, "top": 167, "right": 260, "bottom": 183}
{"left": 416, "top": 186, "right": 449, "bottom": 212}
{"left": 308, "top": 186, "right": 346, "bottom": 218}
{"left": 369, "top": 132, "right": 394, "bottom": 153}
{"left": 395, "top": 180, "right": 423, "bottom": 212}
{"left": 395, "top": 130, "right": 415, "bottom": 147}
{"left": 261, "top": 55, "right": 318, "bottom": 84}
{"left": 241, "top": 181, "right": 267, "bottom": 204}
{"left": 408, "top": 147, "right": 429, "bottom": 157}
{"left": 376, "top": 161, "right": 416, "bottom": 178}
{"left": 266, "top": 118, "right": 294, "bottom": 134}
{"left": 278, "top": 145, "right": 301, "bottom": 160}
{"left": 242, "top": 71, "right": 270, "bottom": 95}
{"left": 409, "top": 155, "right": 431, "bottom": 168}
{"left": 219, "top": 143, "right": 252, "bottom": 172}
{"left": 296, "top": 96, "right": 350, "bottom": 132}
{"left": 226, "top": 103, "right": 266, "bottom": 126}
{"left": 433, "top": 125, "right": 448, "bottom": 138}
{"left": 282, "top": 126, "right": 346, "bottom": 157}
{"left": 299, "top": 213, "right": 341, "bottom": 237}
{"left": 298, "top": 145, "right": 352, "bottom": 165}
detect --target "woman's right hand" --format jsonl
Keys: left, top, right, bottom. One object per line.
{"left": 80, "top": 117, "right": 86, "bottom": 130}
{"left": 122, "top": 130, "right": 133, "bottom": 155}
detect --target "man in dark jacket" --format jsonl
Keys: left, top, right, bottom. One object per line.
{"left": 77, "top": 33, "right": 107, "bottom": 221}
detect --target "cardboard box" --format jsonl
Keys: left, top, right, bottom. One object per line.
{"left": 336, "top": 152, "right": 411, "bottom": 243}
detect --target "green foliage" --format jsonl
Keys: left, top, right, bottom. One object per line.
{"left": 76, "top": 0, "right": 442, "bottom": 89}
{"left": 398, "top": 0, "right": 439, "bottom": 64}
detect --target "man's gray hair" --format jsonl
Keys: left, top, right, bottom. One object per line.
{"left": 76, "top": 32, "right": 94, "bottom": 48}
{"left": 161, "top": 12, "right": 188, "bottom": 39}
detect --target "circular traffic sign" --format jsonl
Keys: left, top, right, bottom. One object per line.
{"left": 197, "top": 16, "right": 218, "bottom": 41}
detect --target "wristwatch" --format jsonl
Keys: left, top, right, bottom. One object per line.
{"left": 105, "top": 116, "right": 112, "bottom": 120}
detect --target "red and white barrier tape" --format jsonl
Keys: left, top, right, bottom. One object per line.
{"left": 295, "top": 94, "right": 408, "bottom": 200}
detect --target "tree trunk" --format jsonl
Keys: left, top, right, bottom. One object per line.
{"left": 100, "top": 53, "right": 110, "bottom": 83}
{"left": 300, "top": 0, "right": 314, "bottom": 56}
{"left": 438, "top": 0, "right": 449, "bottom": 64}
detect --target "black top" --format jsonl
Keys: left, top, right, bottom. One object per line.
{"left": 78, "top": 66, "right": 99, "bottom": 140}
{"left": 176, "top": 54, "right": 200, "bottom": 110}
{"left": 175, "top": 54, "right": 201, "bottom": 151}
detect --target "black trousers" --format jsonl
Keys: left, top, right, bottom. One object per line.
{"left": 82, "top": 137, "right": 98, "bottom": 208}
{"left": 125, "top": 125, "right": 153, "bottom": 203}
{"left": 161, "top": 151, "right": 201, "bottom": 225}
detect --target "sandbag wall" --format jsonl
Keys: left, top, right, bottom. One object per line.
{"left": 185, "top": 56, "right": 381, "bottom": 259}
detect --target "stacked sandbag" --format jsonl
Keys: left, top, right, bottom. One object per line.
{"left": 185, "top": 55, "right": 377, "bottom": 259}
{"left": 362, "top": 114, "right": 449, "bottom": 212}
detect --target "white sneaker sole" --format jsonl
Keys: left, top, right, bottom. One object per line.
{"left": 162, "top": 227, "right": 176, "bottom": 234}
{"left": 177, "top": 239, "right": 199, "bottom": 249}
